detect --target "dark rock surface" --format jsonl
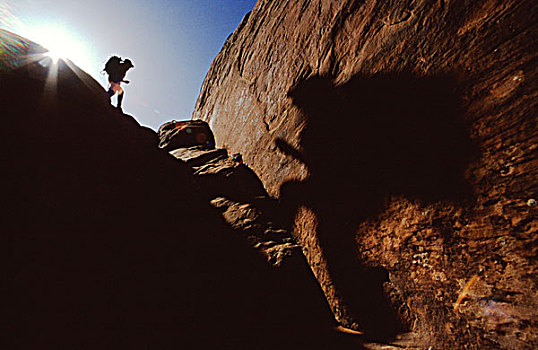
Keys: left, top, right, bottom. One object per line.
{"left": 1, "top": 29, "right": 357, "bottom": 349}
{"left": 187, "top": 150, "right": 269, "bottom": 203}
{"left": 164, "top": 139, "right": 300, "bottom": 268}
{"left": 192, "top": 1, "right": 537, "bottom": 348}
{"left": 209, "top": 196, "right": 301, "bottom": 267}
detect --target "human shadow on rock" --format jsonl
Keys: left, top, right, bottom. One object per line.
{"left": 277, "top": 73, "right": 478, "bottom": 340}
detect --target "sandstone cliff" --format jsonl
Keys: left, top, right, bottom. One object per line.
{"left": 192, "top": 1, "right": 537, "bottom": 348}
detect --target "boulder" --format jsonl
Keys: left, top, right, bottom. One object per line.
{"left": 193, "top": 153, "right": 269, "bottom": 202}
{"left": 165, "top": 141, "right": 268, "bottom": 202}
{"left": 158, "top": 119, "right": 215, "bottom": 151}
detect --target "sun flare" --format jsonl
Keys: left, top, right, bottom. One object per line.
{"left": 22, "top": 23, "right": 93, "bottom": 70}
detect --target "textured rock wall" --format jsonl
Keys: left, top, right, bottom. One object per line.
{"left": 193, "top": 0, "right": 537, "bottom": 348}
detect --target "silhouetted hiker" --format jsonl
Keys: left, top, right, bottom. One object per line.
{"left": 103, "top": 56, "right": 134, "bottom": 109}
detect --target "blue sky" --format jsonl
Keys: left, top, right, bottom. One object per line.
{"left": 1, "top": 0, "right": 257, "bottom": 130}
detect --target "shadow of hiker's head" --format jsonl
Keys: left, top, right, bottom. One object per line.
{"left": 282, "top": 73, "right": 478, "bottom": 212}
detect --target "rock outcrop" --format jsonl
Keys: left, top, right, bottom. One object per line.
{"left": 1, "top": 29, "right": 356, "bottom": 349}
{"left": 158, "top": 119, "right": 215, "bottom": 151}
{"left": 167, "top": 143, "right": 268, "bottom": 202}
{"left": 192, "top": 1, "right": 537, "bottom": 348}
{"left": 162, "top": 140, "right": 301, "bottom": 267}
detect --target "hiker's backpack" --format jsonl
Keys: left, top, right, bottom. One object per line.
{"left": 103, "top": 56, "right": 121, "bottom": 76}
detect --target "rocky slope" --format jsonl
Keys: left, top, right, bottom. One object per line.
{"left": 1, "top": 29, "right": 360, "bottom": 349}
{"left": 157, "top": 125, "right": 301, "bottom": 267}
{"left": 192, "top": 1, "right": 537, "bottom": 348}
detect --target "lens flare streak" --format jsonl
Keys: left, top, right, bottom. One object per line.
{"left": 0, "top": 30, "right": 31, "bottom": 71}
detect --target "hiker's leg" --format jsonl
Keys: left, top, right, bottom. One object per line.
{"left": 107, "top": 82, "right": 120, "bottom": 100}
{"left": 117, "top": 87, "right": 124, "bottom": 108}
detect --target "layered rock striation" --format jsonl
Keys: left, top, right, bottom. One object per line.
{"left": 193, "top": 1, "right": 537, "bottom": 348}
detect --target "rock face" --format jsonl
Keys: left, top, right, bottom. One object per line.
{"left": 192, "top": 1, "right": 537, "bottom": 348}
{"left": 1, "top": 29, "right": 356, "bottom": 349}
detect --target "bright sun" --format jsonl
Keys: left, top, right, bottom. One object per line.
{"left": 23, "top": 23, "right": 93, "bottom": 70}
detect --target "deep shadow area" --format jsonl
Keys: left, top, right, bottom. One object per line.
{"left": 1, "top": 32, "right": 360, "bottom": 349}
{"left": 277, "top": 73, "right": 478, "bottom": 339}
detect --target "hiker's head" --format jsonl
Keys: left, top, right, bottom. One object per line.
{"left": 123, "top": 59, "right": 134, "bottom": 68}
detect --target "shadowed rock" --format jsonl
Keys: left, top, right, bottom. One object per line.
{"left": 277, "top": 73, "right": 477, "bottom": 339}
{"left": 1, "top": 29, "right": 357, "bottom": 349}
